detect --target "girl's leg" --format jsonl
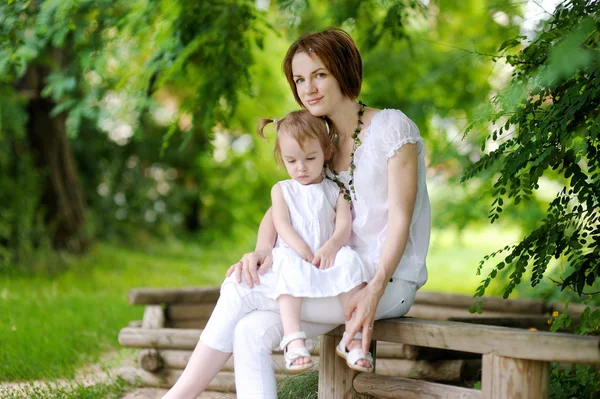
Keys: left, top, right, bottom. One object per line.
{"left": 233, "top": 311, "right": 337, "bottom": 399}
{"left": 278, "top": 294, "right": 310, "bottom": 365}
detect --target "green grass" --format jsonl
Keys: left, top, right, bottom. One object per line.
{"left": 1, "top": 235, "right": 253, "bottom": 382}
{"left": 425, "top": 225, "right": 521, "bottom": 295}
{"left": 0, "top": 225, "right": 522, "bottom": 383}
{"left": 0, "top": 377, "right": 132, "bottom": 399}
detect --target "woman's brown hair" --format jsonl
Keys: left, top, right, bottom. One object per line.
{"left": 282, "top": 27, "right": 363, "bottom": 107}
{"left": 257, "top": 110, "right": 334, "bottom": 165}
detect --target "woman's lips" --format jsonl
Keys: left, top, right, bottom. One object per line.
{"left": 306, "top": 97, "right": 323, "bottom": 106}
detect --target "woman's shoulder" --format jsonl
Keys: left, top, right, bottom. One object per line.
{"left": 370, "top": 109, "right": 418, "bottom": 135}
{"left": 368, "top": 108, "right": 423, "bottom": 157}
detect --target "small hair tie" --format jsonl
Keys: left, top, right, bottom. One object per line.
{"left": 273, "top": 118, "right": 278, "bottom": 125}
{"left": 324, "top": 119, "right": 330, "bottom": 135}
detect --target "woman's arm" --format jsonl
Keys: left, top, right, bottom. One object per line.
{"left": 226, "top": 207, "right": 277, "bottom": 288}
{"left": 271, "top": 183, "right": 314, "bottom": 261}
{"left": 313, "top": 193, "right": 352, "bottom": 269}
{"left": 344, "top": 143, "right": 418, "bottom": 353}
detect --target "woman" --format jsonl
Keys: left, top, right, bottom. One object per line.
{"left": 163, "top": 27, "right": 430, "bottom": 399}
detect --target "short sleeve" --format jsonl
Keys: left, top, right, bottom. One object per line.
{"left": 376, "top": 110, "right": 423, "bottom": 158}
{"left": 323, "top": 179, "right": 341, "bottom": 208}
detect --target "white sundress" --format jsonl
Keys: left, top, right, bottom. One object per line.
{"left": 266, "top": 178, "right": 373, "bottom": 299}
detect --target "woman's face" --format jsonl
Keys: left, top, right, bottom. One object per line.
{"left": 291, "top": 52, "right": 345, "bottom": 117}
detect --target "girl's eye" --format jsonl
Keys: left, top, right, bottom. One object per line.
{"left": 307, "top": 157, "right": 316, "bottom": 161}
{"left": 287, "top": 160, "right": 296, "bottom": 164}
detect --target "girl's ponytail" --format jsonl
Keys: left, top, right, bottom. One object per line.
{"left": 257, "top": 118, "right": 275, "bottom": 140}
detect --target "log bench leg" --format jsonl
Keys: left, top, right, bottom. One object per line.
{"left": 482, "top": 353, "right": 549, "bottom": 399}
{"left": 318, "top": 334, "right": 376, "bottom": 399}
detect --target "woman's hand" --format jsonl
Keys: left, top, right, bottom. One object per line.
{"left": 343, "top": 281, "right": 384, "bottom": 354}
{"left": 226, "top": 248, "right": 273, "bottom": 288}
{"left": 312, "top": 243, "right": 339, "bottom": 269}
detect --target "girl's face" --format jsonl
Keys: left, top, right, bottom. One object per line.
{"left": 291, "top": 52, "right": 345, "bottom": 117}
{"left": 279, "top": 132, "right": 325, "bottom": 185}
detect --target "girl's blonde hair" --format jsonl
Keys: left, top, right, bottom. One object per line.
{"left": 257, "top": 109, "right": 334, "bottom": 165}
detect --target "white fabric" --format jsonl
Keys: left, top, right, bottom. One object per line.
{"left": 217, "top": 278, "right": 417, "bottom": 397}
{"left": 269, "top": 179, "right": 372, "bottom": 298}
{"left": 198, "top": 108, "right": 430, "bottom": 397}
{"left": 326, "top": 109, "right": 430, "bottom": 287}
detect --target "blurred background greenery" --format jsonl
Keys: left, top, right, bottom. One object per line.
{"left": 1, "top": 0, "right": 598, "bottom": 395}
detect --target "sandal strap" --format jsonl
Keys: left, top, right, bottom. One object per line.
{"left": 284, "top": 347, "right": 312, "bottom": 367}
{"left": 280, "top": 331, "right": 308, "bottom": 350}
{"left": 347, "top": 347, "right": 373, "bottom": 368}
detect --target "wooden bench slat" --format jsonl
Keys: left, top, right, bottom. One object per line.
{"left": 353, "top": 373, "right": 482, "bottom": 399}
{"left": 128, "top": 286, "right": 220, "bottom": 305}
{"left": 331, "top": 318, "right": 600, "bottom": 364}
{"left": 415, "top": 291, "right": 546, "bottom": 314}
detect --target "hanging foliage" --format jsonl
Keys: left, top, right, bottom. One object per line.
{"left": 462, "top": 0, "right": 600, "bottom": 308}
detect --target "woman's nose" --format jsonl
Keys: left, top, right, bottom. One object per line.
{"left": 304, "top": 78, "right": 316, "bottom": 94}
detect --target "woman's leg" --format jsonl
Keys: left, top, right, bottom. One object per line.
{"left": 163, "top": 281, "right": 279, "bottom": 399}
{"left": 161, "top": 343, "right": 231, "bottom": 399}
{"left": 278, "top": 295, "right": 311, "bottom": 366}
{"left": 233, "top": 311, "right": 337, "bottom": 399}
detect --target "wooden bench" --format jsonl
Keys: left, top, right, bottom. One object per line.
{"left": 118, "top": 286, "right": 596, "bottom": 397}
{"left": 319, "top": 319, "right": 600, "bottom": 398}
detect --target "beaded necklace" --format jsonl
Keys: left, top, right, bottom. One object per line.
{"left": 328, "top": 100, "right": 366, "bottom": 204}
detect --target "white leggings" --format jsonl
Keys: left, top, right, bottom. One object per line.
{"left": 199, "top": 277, "right": 417, "bottom": 398}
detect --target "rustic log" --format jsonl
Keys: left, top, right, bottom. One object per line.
{"left": 406, "top": 304, "right": 525, "bottom": 320}
{"left": 118, "top": 367, "right": 236, "bottom": 391}
{"left": 166, "top": 303, "right": 216, "bottom": 320}
{"left": 482, "top": 353, "right": 549, "bottom": 398}
{"left": 415, "top": 291, "right": 545, "bottom": 315}
{"left": 142, "top": 305, "right": 165, "bottom": 329}
{"left": 548, "top": 301, "right": 591, "bottom": 317}
{"left": 139, "top": 349, "right": 162, "bottom": 372}
{"left": 128, "top": 286, "right": 220, "bottom": 305}
{"left": 120, "top": 326, "right": 410, "bottom": 359}
{"left": 375, "top": 358, "right": 465, "bottom": 381}
{"left": 449, "top": 315, "right": 579, "bottom": 333}
{"left": 353, "top": 373, "right": 482, "bottom": 399}
{"left": 128, "top": 320, "right": 143, "bottom": 328}
{"left": 167, "top": 319, "right": 209, "bottom": 329}
{"left": 119, "top": 327, "right": 201, "bottom": 350}
{"left": 155, "top": 349, "right": 474, "bottom": 382}
{"left": 329, "top": 318, "right": 600, "bottom": 364}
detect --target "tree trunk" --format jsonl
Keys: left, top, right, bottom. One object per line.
{"left": 24, "top": 66, "right": 88, "bottom": 252}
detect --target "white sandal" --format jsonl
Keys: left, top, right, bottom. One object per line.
{"left": 335, "top": 331, "right": 374, "bottom": 373}
{"left": 280, "top": 331, "right": 314, "bottom": 374}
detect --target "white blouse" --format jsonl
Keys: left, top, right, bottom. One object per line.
{"left": 327, "top": 109, "right": 430, "bottom": 288}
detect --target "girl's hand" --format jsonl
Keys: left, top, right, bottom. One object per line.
{"left": 312, "top": 243, "right": 339, "bottom": 269}
{"left": 297, "top": 248, "right": 314, "bottom": 263}
{"left": 226, "top": 248, "right": 273, "bottom": 288}
{"left": 343, "top": 282, "right": 383, "bottom": 354}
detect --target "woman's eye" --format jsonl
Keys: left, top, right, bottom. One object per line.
{"left": 316, "top": 73, "right": 326, "bottom": 78}
{"left": 295, "top": 78, "right": 304, "bottom": 84}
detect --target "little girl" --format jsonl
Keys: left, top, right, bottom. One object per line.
{"left": 199, "top": 110, "right": 371, "bottom": 374}
{"left": 249, "top": 109, "right": 372, "bottom": 373}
